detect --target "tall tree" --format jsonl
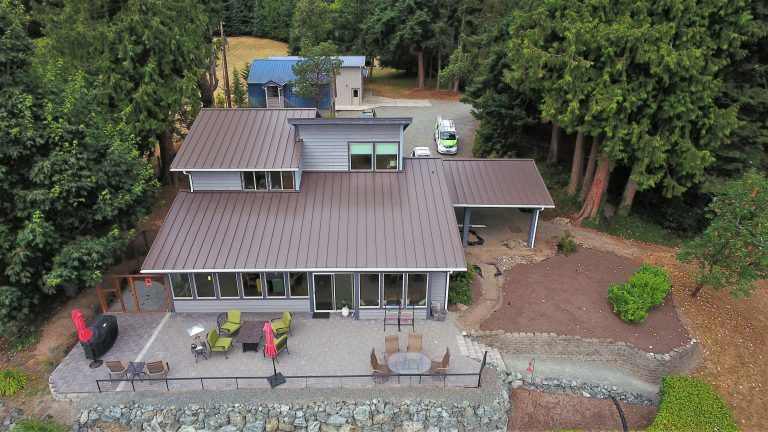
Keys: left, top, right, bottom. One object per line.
{"left": 289, "top": 0, "right": 333, "bottom": 53}
{"left": 232, "top": 66, "right": 247, "bottom": 107}
{"left": 291, "top": 41, "right": 343, "bottom": 113}
{"left": 254, "top": 0, "right": 296, "bottom": 42}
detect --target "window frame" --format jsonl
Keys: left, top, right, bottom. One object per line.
{"left": 406, "top": 273, "right": 429, "bottom": 308}
{"left": 374, "top": 142, "right": 399, "bottom": 171}
{"left": 192, "top": 273, "right": 217, "bottom": 299}
{"left": 264, "top": 272, "right": 288, "bottom": 298}
{"left": 288, "top": 272, "right": 309, "bottom": 298}
{"left": 358, "top": 272, "right": 381, "bottom": 308}
{"left": 349, "top": 142, "right": 374, "bottom": 171}
{"left": 242, "top": 171, "right": 295, "bottom": 191}
{"left": 169, "top": 273, "right": 193, "bottom": 299}
{"left": 242, "top": 272, "right": 264, "bottom": 298}
{"left": 216, "top": 273, "right": 241, "bottom": 299}
{"left": 382, "top": 273, "right": 405, "bottom": 307}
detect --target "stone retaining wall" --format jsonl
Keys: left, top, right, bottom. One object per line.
{"left": 471, "top": 330, "right": 700, "bottom": 384}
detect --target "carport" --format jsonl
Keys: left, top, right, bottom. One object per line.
{"left": 442, "top": 159, "right": 555, "bottom": 248}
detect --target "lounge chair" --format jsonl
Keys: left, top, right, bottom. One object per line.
{"left": 145, "top": 361, "right": 170, "bottom": 381}
{"left": 264, "top": 334, "right": 289, "bottom": 358}
{"left": 217, "top": 309, "right": 242, "bottom": 336}
{"left": 271, "top": 312, "right": 292, "bottom": 336}
{"left": 407, "top": 332, "right": 423, "bottom": 353}
{"left": 385, "top": 334, "right": 399, "bottom": 359}
{"left": 370, "top": 348, "right": 390, "bottom": 383}
{"left": 428, "top": 348, "right": 450, "bottom": 381}
{"left": 105, "top": 360, "right": 129, "bottom": 379}
{"left": 207, "top": 329, "right": 233, "bottom": 359}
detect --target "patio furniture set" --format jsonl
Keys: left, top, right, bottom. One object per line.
{"left": 199, "top": 310, "right": 292, "bottom": 359}
{"left": 370, "top": 332, "right": 451, "bottom": 383}
{"left": 106, "top": 360, "right": 169, "bottom": 381}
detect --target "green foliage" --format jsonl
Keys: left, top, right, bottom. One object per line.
{"left": 608, "top": 264, "right": 671, "bottom": 323}
{"left": 448, "top": 262, "right": 475, "bottom": 305}
{"left": 0, "top": 368, "right": 27, "bottom": 397}
{"left": 648, "top": 376, "right": 737, "bottom": 432}
{"left": 215, "top": 93, "right": 227, "bottom": 108}
{"left": 584, "top": 214, "right": 681, "bottom": 247}
{"left": 289, "top": 0, "right": 334, "bottom": 53}
{"left": 232, "top": 66, "right": 247, "bottom": 107}
{"left": 677, "top": 170, "right": 768, "bottom": 297}
{"left": 222, "top": 0, "right": 256, "bottom": 36}
{"left": 254, "top": 0, "right": 296, "bottom": 42}
{"left": 364, "top": 0, "right": 434, "bottom": 73}
{"left": 557, "top": 231, "right": 577, "bottom": 254}
{"left": 7, "top": 327, "right": 37, "bottom": 354}
{"left": 14, "top": 419, "right": 67, "bottom": 432}
{"left": 291, "top": 41, "right": 342, "bottom": 108}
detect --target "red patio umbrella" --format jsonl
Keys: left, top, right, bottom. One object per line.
{"left": 71, "top": 309, "right": 92, "bottom": 343}
{"left": 262, "top": 321, "right": 285, "bottom": 387}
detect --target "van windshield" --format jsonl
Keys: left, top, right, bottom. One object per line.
{"left": 439, "top": 131, "right": 457, "bottom": 140}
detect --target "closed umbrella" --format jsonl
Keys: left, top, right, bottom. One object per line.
{"left": 263, "top": 321, "right": 285, "bottom": 387}
{"left": 71, "top": 309, "right": 92, "bottom": 343}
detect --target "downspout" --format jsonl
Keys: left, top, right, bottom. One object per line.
{"left": 184, "top": 171, "right": 194, "bottom": 192}
{"left": 444, "top": 271, "right": 452, "bottom": 310}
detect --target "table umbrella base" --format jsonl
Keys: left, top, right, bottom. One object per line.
{"left": 267, "top": 372, "right": 286, "bottom": 388}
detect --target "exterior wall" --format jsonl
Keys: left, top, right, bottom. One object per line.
{"left": 173, "top": 298, "right": 309, "bottom": 313}
{"left": 247, "top": 83, "right": 331, "bottom": 109}
{"left": 358, "top": 308, "right": 428, "bottom": 320}
{"left": 335, "top": 67, "right": 364, "bottom": 106}
{"left": 429, "top": 271, "right": 449, "bottom": 309}
{"left": 297, "top": 124, "right": 404, "bottom": 171}
{"left": 189, "top": 171, "right": 242, "bottom": 191}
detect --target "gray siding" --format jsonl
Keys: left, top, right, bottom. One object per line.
{"left": 190, "top": 171, "right": 242, "bottom": 191}
{"left": 335, "top": 67, "right": 364, "bottom": 106}
{"left": 358, "top": 308, "right": 428, "bottom": 320}
{"left": 298, "top": 124, "right": 403, "bottom": 171}
{"left": 429, "top": 272, "right": 449, "bottom": 309}
{"left": 172, "top": 298, "right": 309, "bottom": 313}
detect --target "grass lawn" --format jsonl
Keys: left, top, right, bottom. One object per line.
{"left": 215, "top": 36, "right": 288, "bottom": 97}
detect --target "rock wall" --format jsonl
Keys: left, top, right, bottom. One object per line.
{"left": 499, "top": 371, "right": 655, "bottom": 405}
{"left": 471, "top": 330, "right": 699, "bottom": 384}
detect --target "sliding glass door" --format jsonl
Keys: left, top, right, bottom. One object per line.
{"left": 313, "top": 273, "right": 354, "bottom": 312}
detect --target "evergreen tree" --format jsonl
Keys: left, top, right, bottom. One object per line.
{"left": 291, "top": 42, "right": 343, "bottom": 113}
{"left": 222, "top": 0, "right": 255, "bottom": 36}
{"left": 231, "top": 66, "right": 246, "bottom": 107}
{"left": 289, "top": 0, "right": 333, "bottom": 53}
{"left": 254, "top": 0, "right": 295, "bottom": 42}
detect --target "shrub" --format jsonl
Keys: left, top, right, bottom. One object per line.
{"left": 648, "top": 375, "right": 737, "bottom": 432}
{"left": 0, "top": 368, "right": 27, "bottom": 397}
{"left": 448, "top": 261, "right": 476, "bottom": 305}
{"left": 15, "top": 419, "right": 68, "bottom": 432}
{"left": 608, "top": 263, "right": 671, "bottom": 323}
{"left": 557, "top": 230, "right": 578, "bottom": 254}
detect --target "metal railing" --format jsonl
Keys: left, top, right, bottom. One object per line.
{"left": 96, "top": 352, "right": 488, "bottom": 393}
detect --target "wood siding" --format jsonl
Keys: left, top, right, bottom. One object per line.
{"left": 190, "top": 171, "right": 243, "bottom": 191}
{"left": 297, "top": 124, "right": 403, "bottom": 171}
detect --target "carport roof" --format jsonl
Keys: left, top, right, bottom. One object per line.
{"left": 442, "top": 159, "right": 555, "bottom": 208}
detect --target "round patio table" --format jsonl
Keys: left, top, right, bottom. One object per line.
{"left": 387, "top": 352, "right": 431, "bottom": 374}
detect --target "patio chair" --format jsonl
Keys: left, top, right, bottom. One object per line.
{"left": 428, "top": 348, "right": 450, "bottom": 381}
{"left": 270, "top": 311, "right": 292, "bottom": 336}
{"left": 145, "top": 361, "right": 170, "bottom": 382}
{"left": 207, "top": 329, "right": 233, "bottom": 359}
{"left": 264, "top": 334, "right": 289, "bottom": 358}
{"left": 105, "top": 360, "right": 129, "bottom": 379}
{"left": 384, "top": 306, "right": 400, "bottom": 331}
{"left": 399, "top": 307, "right": 415, "bottom": 331}
{"left": 217, "top": 309, "right": 242, "bottom": 336}
{"left": 385, "top": 334, "right": 399, "bottom": 359}
{"left": 370, "top": 348, "right": 390, "bottom": 384}
{"left": 407, "top": 332, "right": 423, "bottom": 353}
{"left": 430, "top": 301, "right": 446, "bottom": 321}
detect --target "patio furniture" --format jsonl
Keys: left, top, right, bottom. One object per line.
{"left": 145, "top": 360, "right": 170, "bottom": 381}
{"left": 190, "top": 342, "right": 209, "bottom": 362}
{"left": 186, "top": 323, "right": 206, "bottom": 343}
{"left": 386, "top": 352, "right": 430, "bottom": 375}
{"left": 81, "top": 314, "right": 119, "bottom": 360}
{"left": 407, "top": 332, "right": 423, "bottom": 353}
{"left": 430, "top": 301, "right": 446, "bottom": 321}
{"left": 105, "top": 360, "right": 129, "bottom": 379}
{"left": 428, "top": 348, "right": 450, "bottom": 381}
{"left": 399, "top": 307, "right": 415, "bottom": 331}
{"left": 207, "top": 329, "right": 233, "bottom": 359}
{"left": 385, "top": 334, "right": 399, "bottom": 359}
{"left": 263, "top": 333, "right": 289, "bottom": 358}
{"left": 270, "top": 312, "right": 292, "bottom": 336}
{"left": 126, "top": 361, "right": 147, "bottom": 380}
{"left": 236, "top": 320, "right": 264, "bottom": 353}
{"left": 384, "top": 307, "right": 400, "bottom": 331}
{"left": 217, "top": 310, "right": 242, "bottom": 336}
{"left": 370, "top": 348, "right": 390, "bottom": 383}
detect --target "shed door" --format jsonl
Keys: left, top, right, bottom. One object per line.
{"left": 352, "top": 88, "right": 360, "bottom": 105}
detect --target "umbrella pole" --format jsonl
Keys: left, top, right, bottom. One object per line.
{"left": 267, "top": 357, "right": 286, "bottom": 388}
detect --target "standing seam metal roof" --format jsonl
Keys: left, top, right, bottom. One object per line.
{"left": 170, "top": 108, "right": 316, "bottom": 171}
{"left": 268, "top": 56, "right": 367, "bottom": 67}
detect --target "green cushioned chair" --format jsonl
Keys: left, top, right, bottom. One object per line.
{"left": 217, "top": 309, "right": 242, "bottom": 336}
{"left": 264, "top": 334, "right": 289, "bottom": 358}
{"left": 270, "top": 311, "right": 292, "bottom": 336}
{"left": 207, "top": 329, "right": 233, "bottom": 359}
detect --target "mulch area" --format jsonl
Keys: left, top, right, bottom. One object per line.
{"left": 481, "top": 248, "right": 690, "bottom": 352}
{"left": 508, "top": 389, "right": 657, "bottom": 431}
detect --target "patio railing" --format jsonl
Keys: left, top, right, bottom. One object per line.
{"left": 95, "top": 352, "right": 489, "bottom": 392}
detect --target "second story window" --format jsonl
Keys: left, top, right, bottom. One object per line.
{"left": 349, "top": 142, "right": 399, "bottom": 171}
{"left": 242, "top": 171, "right": 295, "bottom": 191}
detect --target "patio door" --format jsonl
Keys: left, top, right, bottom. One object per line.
{"left": 313, "top": 273, "right": 354, "bottom": 312}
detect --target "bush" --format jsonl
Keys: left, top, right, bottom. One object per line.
{"left": 608, "top": 263, "right": 671, "bottom": 323}
{"left": 557, "top": 230, "right": 578, "bottom": 254}
{"left": 648, "top": 375, "right": 737, "bottom": 432}
{"left": 0, "top": 368, "right": 27, "bottom": 397}
{"left": 15, "top": 419, "right": 68, "bottom": 432}
{"left": 448, "top": 261, "right": 475, "bottom": 305}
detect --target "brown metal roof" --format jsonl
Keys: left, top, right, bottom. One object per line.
{"left": 442, "top": 159, "right": 555, "bottom": 208}
{"left": 142, "top": 158, "right": 466, "bottom": 272}
{"left": 170, "top": 108, "right": 317, "bottom": 171}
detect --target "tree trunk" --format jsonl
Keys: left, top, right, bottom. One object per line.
{"left": 567, "top": 131, "right": 585, "bottom": 195}
{"left": 691, "top": 283, "right": 704, "bottom": 297}
{"left": 575, "top": 152, "right": 612, "bottom": 224}
{"left": 198, "top": 47, "right": 218, "bottom": 108}
{"left": 618, "top": 165, "right": 640, "bottom": 217}
{"left": 548, "top": 122, "right": 560, "bottom": 163}
{"left": 416, "top": 49, "right": 425, "bottom": 89}
{"left": 436, "top": 49, "right": 441, "bottom": 90}
{"left": 157, "top": 127, "right": 174, "bottom": 185}
{"left": 580, "top": 136, "right": 600, "bottom": 201}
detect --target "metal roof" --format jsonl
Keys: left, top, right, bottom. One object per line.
{"left": 288, "top": 117, "right": 412, "bottom": 128}
{"left": 248, "top": 59, "right": 300, "bottom": 85}
{"left": 170, "top": 108, "right": 316, "bottom": 171}
{"left": 442, "top": 159, "right": 555, "bottom": 208}
{"left": 269, "top": 55, "right": 367, "bottom": 67}
{"left": 142, "top": 158, "right": 467, "bottom": 272}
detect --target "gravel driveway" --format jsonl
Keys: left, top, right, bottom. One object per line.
{"left": 338, "top": 99, "right": 477, "bottom": 158}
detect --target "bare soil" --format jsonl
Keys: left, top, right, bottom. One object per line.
{"left": 481, "top": 248, "right": 691, "bottom": 353}
{"left": 508, "top": 388, "right": 657, "bottom": 431}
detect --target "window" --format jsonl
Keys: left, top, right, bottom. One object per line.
{"left": 439, "top": 131, "right": 457, "bottom": 140}
{"left": 254, "top": 172, "right": 268, "bottom": 190}
{"left": 242, "top": 171, "right": 294, "bottom": 191}
{"left": 242, "top": 273, "right": 262, "bottom": 298}
{"left": 383, "top": 273, "right": 404, "bottom": 306}
{"left": 407, "top": 273, "right": 428, "bottom": 307}
{"left": 335, "top": 273, "right": 354, "bottom": 310}
{"left": 265, "top": 272, "right": 286, "bottom": 297}
{"left": 194, "top": 273, "right": 216, "bottom": 298}
{"left": 243, "top": 172, "right": 255, "bottom": 190}
{"left": 375, "top": 143, "right": 398, "bottom": 170}
{"left": 217, "top": 273, "right": 239, "bottom": 298}
{"left": 352, "top": 89, "right": 359, "bottom": 98}
{"left": 281, "top": 172, "right": 295, "bottom": 190}
{"left": 350, "top": 143, "right": 373, "bottom": 170}
{"left": 266, "top": 85, "right": 280, "bottom": 98}
{"left": 170, "top": 274, "right": 192, "bottom": 298}
{"left": 359, "top": 273, "right": 380, "bottom": 307}
{"left": 289, "top": 272, "right": 308, "bottom": 297}
{"left": 269, "top": 171, "right": 283, "bottom": 190}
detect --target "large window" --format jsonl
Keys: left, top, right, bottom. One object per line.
{"left": 217, "top": 273, "right": 239, "bottom": 298}
{"left": 242, "top": 171, "right": 294, "bottom": 191}
{"left": 383, "top": 273, "right": 404, "bottom": 306}
{"left": 194, "top": 273, "right": 216, "bottom": 298}
{"left": 407, "top": 273, "right": 428, "bottom": 307}
{"left": 359, "top": 273, "right": 380, "bottom": 307}
{"left": 335, "top": 273, "right": 354, "bottom": 310}
{"left": 375, "top": 143, "right": 398, "bottom": 170}
{"left": 349, "top": 142, "right": 399, "bottom": 171}
{"left": 350, "top": 143, "right": 373, "bottom": 170}
{"left": 265, "top": 272, "right": 286, "bottom": 298}
{"left": 170, "top": 274, "right": 192, "bottom": 299}
{"left": 242, "top": 273, "right": 262, "bottom": 298}
{"left": 289, "top": 272, "right": 308, "bottom": 297}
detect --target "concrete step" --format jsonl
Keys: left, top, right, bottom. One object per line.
{"left": 456, "top": 335, "right": 469, "bottom": 356}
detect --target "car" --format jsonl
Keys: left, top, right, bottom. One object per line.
{"left": 359, "top": 108, "right": 376, "bottom": 118}
{"left": 434, "top": 115, "right": 458, "bottom": 154}
{"left": 411, "top": 147, "right": 432, "bottom": 157}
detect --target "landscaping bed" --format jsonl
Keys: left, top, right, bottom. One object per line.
{"left": 482, "top": 248, "right": 690, "bottom": 352}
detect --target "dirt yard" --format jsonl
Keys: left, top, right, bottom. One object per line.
{"left": 481, "top": 248, "right": 690, "bottom": 352}
{"left": 508, "top": 388, "right": 657, "bottom": 431}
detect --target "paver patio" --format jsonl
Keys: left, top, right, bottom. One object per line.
{"left": 51, "top": 313, "right": 481, "bottom": 395}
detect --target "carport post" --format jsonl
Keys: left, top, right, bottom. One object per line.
{"left": 527, "top": 208, "right": 541, "bottom": 248}
{"left": 462, "top": 208, "right": 471, "bottom": 247}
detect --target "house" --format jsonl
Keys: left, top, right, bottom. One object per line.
{"left": 141, "top": 108, "right": 554, "bottom": 318}
{"left": 247, "top": 56, "right": 366, "bottom": 109}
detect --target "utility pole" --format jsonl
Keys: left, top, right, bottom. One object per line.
{"left": 220, "top": 21, "right": 232, "bottom": 108}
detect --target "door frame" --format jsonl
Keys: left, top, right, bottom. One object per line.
{"left": 313, "top": 273, "right": 336, "bottom": 312}
{"left": 352, "top": 88, "right": 360, "bottom": 105}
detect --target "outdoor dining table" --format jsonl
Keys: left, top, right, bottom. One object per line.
{"left": 236, "top": 320, "right": 264, "bottom": 353}
{"left": 386, "top": 352, "right": 431, "bottom": 375}
{"left": 127, "top": 361, "right": 147, "bottom": 380}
